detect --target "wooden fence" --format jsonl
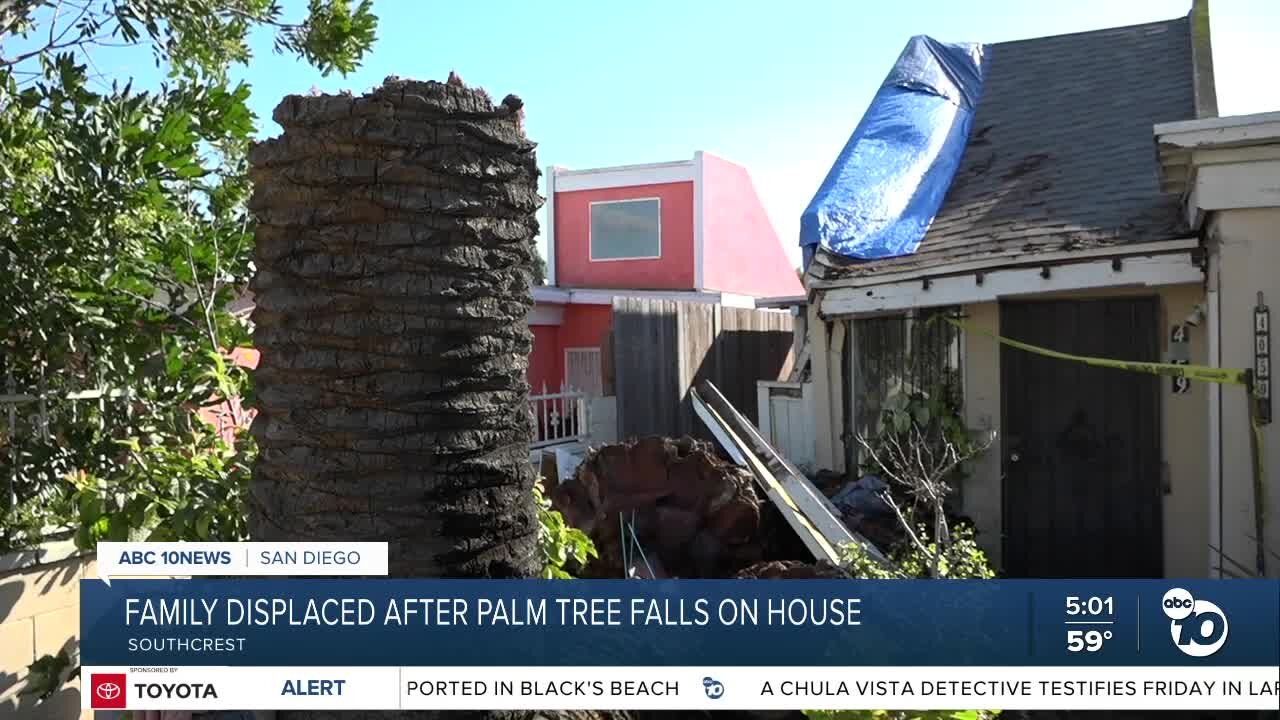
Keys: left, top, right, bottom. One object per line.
{"left": 611, "top": 298, "right": 794, "bottom": 440}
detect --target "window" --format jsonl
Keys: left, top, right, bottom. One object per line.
{"left": 851, "top": 307, "right": 964, "bottom": 456}
{"left": 565, "top": 347, "right": 604, "bottom": 397}
{"left": 590, "top": 198, "right": 661, "bottom": 260}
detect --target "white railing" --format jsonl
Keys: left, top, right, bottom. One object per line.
{"left": 529, "top": 384, "right": 589, "bottom": 449}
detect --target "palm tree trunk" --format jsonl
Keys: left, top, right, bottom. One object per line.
{"left": 247, "top": 80, "right": 541, "bottom": 720}
{"left": 248, "top": 77, "right": 541, "bottom": 579}
{"left": 247, "top": 78, "right": 662, "bottom": 720}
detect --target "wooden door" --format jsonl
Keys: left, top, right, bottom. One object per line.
{"left": 1000, "top": 298, "right": 1163, "bottom": 578}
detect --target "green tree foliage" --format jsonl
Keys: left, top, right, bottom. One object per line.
{"left": 531, "top": 249, "right": 548, "bottom": 285}
{"left": 5, "top": 0, "right": 377, "bottom": 702}
{"left": 0, "top": 1, "right": 376, "bottom": 553}
{"left": 839, "top": 524, "right": 995, "bottom": 580}
{"left": 534, "top": 481, "right": 596, "bottom": 578}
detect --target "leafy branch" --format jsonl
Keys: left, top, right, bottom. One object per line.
{"left": 535, "top": 481, "right": 597, "bottom": 579}
{"left": 5, "top": 0, "right": 376, "bottom": 703}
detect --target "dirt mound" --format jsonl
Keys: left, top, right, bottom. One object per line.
{"left": 734, "top": 560, "right": 851, "bottom": 579}
{"left": 550, "top": 436, "right": 771, "bottom": 578}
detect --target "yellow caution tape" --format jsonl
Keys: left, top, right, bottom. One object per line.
{"left": 942, "top": 316, "right": 1250, "bottom": 386}
{"left": 942, "top": 315, "right": 1268, "bottom": 574}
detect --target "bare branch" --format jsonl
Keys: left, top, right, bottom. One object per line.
{"left": 113, "top": 289, "right": 200, "bottom": 330}
{"left": 855, "top": 432, "right": 907, "bottom": 487}
{"left": 47, "top": 0, "right": 61, "bottom": 46}
{"left": 879, "top": 489, "right": 933, "bottom": 566}
{"left": 185, "top": 243, "right": 220, "bottom": 351}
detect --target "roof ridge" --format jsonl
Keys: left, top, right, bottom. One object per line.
{"left": 992, "top": 15, "right": 1188, "bottom": 48}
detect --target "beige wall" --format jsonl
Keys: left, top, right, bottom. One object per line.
{"left": 959, "top": 302, "right": 1003, "bottom": 567}
{"left": 958, "top": 284, "right": 1211, "bottom": 578}
{"left": 1210, "top": 207, "right": 1280, "bottom": 578}
{"left": 0, "top": 544, "right": 95, "bottom": 720}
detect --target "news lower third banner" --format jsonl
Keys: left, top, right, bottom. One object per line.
{"left": 81, "top": 578, "right": 1280, "bottom": 711}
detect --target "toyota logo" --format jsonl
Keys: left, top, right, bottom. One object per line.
{"left": 95, "top": 682, "right": 121, "bottom": 701}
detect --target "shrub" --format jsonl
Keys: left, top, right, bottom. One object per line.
{"left": 534, "top": 481, "right": 596, "bottom": 579}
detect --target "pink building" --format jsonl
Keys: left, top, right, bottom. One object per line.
{"left": 529, "top": 151, "right": 802, "bottom": 398}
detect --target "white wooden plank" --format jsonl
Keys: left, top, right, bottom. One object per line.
{"left": 553, "top": 162, "right": 694, "bottom": 192}
{"left": 756, "top": 384, "right": 772, "bottom": 443}
{"left": 809, "top": 305, "right": 836, "bottom": 470}
{"left": 1194, "top": 160, "right": 1280, "bottom": 211}
{"left": 819, "top": 252, "right": 1204, "bottom": 318}
{"left": 808, "top": 238, "right": 1199, "bottom": 290}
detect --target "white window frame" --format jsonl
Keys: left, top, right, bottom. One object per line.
{"left": 564, "top": 346, "right": 604, "bottom": 397}
{"left": 588, "top": 197, "right": 662, "bottom": 262}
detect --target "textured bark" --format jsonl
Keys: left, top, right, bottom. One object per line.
{"left": 246, "top": 80, "right": 701, "bottom": 720}
{"left": 246, "top": 77, "right": 542, "bottom": 581}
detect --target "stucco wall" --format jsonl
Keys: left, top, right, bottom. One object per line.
{"left": 700, "top": 153, "right": 804, "bottom": 299}
{"left": 560, "top": 305, "right": 613, "bottom": 354}
{"left": 528, "top": 305, "right": 612, "bottom": 394}
{"left": 553, "top": 183, "right": 695, "bottom": 290}
{"left": 959, "top": 284, "right": 1210, "bottom": 577}
{"left": 1211, "top": 207, "right": 1280, "bottom": 577}
{"left": 0, "top": 543, "right": 94, "bottom": 720}
{"left": 529, "top": 324, "right": 562, "bottom": 394}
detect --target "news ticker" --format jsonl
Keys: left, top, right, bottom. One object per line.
{"left": 80, "top": 578, "right": 1280, "bottom": 667}
{"left": 81, "top": 666, "right": 1280, "bottom": 711}
{"left": 79, "top": 568, "right": 1279, "bottom": 711}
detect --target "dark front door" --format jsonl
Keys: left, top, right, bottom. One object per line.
{"left": 1000, "top": 298, "right": 1163, "bottom": 578}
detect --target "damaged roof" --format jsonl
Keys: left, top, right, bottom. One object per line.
{"left": 810, "top": 16, "right": 1199, "bottom": 285}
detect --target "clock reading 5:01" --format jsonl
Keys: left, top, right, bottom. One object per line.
{"left": 1065, "top": 596, "right": 1114, "bottom": 615}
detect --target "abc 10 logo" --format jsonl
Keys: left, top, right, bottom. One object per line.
{"left": 1162, "top": 588, "right": 1229, "bottom": 657}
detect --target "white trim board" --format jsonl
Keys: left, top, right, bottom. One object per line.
{"left": 818, "top": 252, "right": 1204, "bottom": 318}
{"left": 1154, "top": 111, "right": 1280, "bottom": 148}
{"left": 553, "top": 161, "right": 695, "bottom": 192}
{"left": 544, "top": 164, "right": 558, "bottom": 286}
{"left": 808, "top": 238, "right": 1200, "bottom": 290}
{"left": 693, "top": 151, "right": 705, "bottom": 291}
{"left": 532, "top": 286, "right": 758, "bottom": 308}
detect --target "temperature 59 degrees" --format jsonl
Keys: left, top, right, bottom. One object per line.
{"left": 1065, "top": 595, "right": 1114, "bottom": 653}
{"left": 1067, "top": 628, "right": 1112, "bottom": 652}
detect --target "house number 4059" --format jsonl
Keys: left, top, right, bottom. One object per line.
{"left": 1256, "top": 295, "right": 1271, "bottom": 425}
{"left": 1170, "top": 323, "right": 1192, "bottom": 394}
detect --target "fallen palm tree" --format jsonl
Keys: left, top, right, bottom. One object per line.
{"left": 550, "top": 436, "right": 810, "bottom": 578}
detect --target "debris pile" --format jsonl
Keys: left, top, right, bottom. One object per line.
{"left": 734, "top": 560, "right": 850, "bottom": 580}
{"left": 828, "top": 475, "right": 906, "bottom": 553}
{"left": 546, "top": 381, "right": 892, "bottom": 580}
{"left": 550, "top": 436, "right": 806, "bottom": 579}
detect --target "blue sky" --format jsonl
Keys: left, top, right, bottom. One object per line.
{"left": 13, "top": 0, "right": 1280, "bottom": 268}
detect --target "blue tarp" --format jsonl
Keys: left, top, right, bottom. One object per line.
{"left": 800, "top": 36, "right": 989, "bottom": 267}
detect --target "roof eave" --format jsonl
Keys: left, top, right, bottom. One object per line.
{"left": 1154, "top": 112, "right": 1280, "bottom": 195}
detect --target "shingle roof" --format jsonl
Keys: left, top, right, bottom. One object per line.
{"left": 810, "top": 16, "right": 1198, "bottom": 284}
